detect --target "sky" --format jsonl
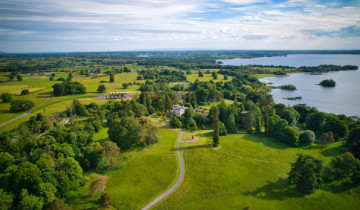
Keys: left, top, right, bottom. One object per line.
{"left": 0, "top": 0, "right": 360, "bottom": 53}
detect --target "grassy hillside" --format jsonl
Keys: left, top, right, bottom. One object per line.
{"left": 156, "top": 132, "right": 360, "bottom": 210}
{"left": 68, "top": 127, "right": 179, "bottom": 209}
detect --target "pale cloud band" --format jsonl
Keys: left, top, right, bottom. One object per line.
{"left": 0, "top": 0, "right": 359, "bottom": 52}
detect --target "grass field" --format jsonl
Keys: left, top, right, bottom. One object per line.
{"left": 0, "top": 71, "right": 142, "bottom": 131}
{"left": 186, "top": 69, "right": 233, "bottom": 83}
{"left": 68, "top": 127, "right": 179, "bottom": 209}
{"left": 155, "top": 132, "right": 360, "bottom": 210}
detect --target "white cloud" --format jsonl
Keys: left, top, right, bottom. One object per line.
{"left": 221, "top": 0, "right": 267, "bottom": 5}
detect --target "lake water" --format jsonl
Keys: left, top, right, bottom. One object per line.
{"left": 220, "top": 54, "right": 360, "bottom": 117}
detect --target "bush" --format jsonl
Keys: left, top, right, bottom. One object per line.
{"left": 10, "top": 100, "right": 34, "bottom": 112}
{"left": 1, "top": 93, "right": 12, "bottom": 103}
{"left": 299, "top": 130, "right": 315, "bottom": 145}
{"left": 21, "top": 89, "right": 30, "bottom": 95}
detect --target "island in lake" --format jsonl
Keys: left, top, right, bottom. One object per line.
{"left": 319, "top": 79, "right": 336, "bottom": 87}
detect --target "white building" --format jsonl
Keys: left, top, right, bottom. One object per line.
{"left": 172, "top": 105, "right": 187, "bottom": 117}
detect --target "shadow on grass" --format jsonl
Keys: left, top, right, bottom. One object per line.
{"left": 0, "top": 110, "right": 10, "bottom": 114}
{"left": 243, "top": 178, "right": 305, "bottom": 200}
{"left": 321, "top": 145, "right": 345, "bottom": 157}
{"left": 240, "top": 134, "right": 289, "bottom": 150}
{"left": 325, "top": 179, "right": 360, "bottom": 193}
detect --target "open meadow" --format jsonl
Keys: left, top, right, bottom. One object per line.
{"left": 67, "top": 127, "right": 179, "bottom": 209}
{"left": 156, "top": 132, "right": 360, "bottom": 210}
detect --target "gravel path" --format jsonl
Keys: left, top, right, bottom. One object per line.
{"left": 0, "top": 112, "right": 31, "bottom": 127}
{"left": 141, "top": 120, "right": 185, "bottom": 210}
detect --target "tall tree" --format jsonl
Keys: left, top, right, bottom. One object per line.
{"left": 288, "top": 153, "right": 322, "bottom": 194}
{"left": 213, "top": 107, "right": 220, "bottom": 147}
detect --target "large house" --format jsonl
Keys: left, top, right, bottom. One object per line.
{"left": 172, "top": 105, "right": 187, "bottom": 117}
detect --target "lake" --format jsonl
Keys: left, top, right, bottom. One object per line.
{"left": 220, "top": 54, "right": 360, "bottom": 117}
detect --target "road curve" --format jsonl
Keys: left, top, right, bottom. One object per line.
{"left": 141, "top": 129, "right": 184, "bottom": 210}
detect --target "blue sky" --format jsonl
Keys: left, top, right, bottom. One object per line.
{"left": 0, "top": 0, "right": 359, "bottom": 52}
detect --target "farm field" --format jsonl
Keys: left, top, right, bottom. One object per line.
{"left": 0, "top": 70, "right": 143, "bottom": 131}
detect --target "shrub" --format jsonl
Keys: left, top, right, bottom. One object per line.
{"left": 10, "top": 100, "right": 34, "bottom": 112}
{"left": 21, "top": 89, "right": 30, "bottom": 95}
{"left": 299, "top": 130, "right": 315, "bottom": 145}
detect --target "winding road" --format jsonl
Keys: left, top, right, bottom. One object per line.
{"left": 141, "top": 120, "right": 185, "bottom": 210}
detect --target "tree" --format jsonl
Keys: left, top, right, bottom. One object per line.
{"left": 350, "top": 140, "right": 360, "bottom": 159}
{"left": 0, "top": 189, "right": 13, "bottom": 210}
{"left": 108, "top": 117, "right": 141, "bottom": 149}
{"left": 323, "top": 116, "right": 348, "bottom": 140}
{"left": 213, "top": 107, "right": 220, "bottom": 147}
{"left": 18, "top": 189, "right": 44, "bottom": 210}
{"left": 48, "top": 199, "right": 70, "bottom": 210}
{"left": 347, "top": 127, "right": 360, "bottom": 146}
{"left": 226, "top": 113, "right": 237, "bottom": 133}
{"left": 1, "top": 93, "right": 12, "bottom": 103}
{"left": 52, "top": 82, "right": 86, "bottom": 96}
{"left": 224, "top": 74, "right": 228, "bottom": 80}
{"left": 10, "top": 100, "right": 34, "bottom": 112}
{"left": 170, "top": 116, "right": 182, "bottom": 128}
{"left": 212, "top": 71, "right": 218, "bottom": 79}
{"left": 17, "top": 74, "right": 23, "bottom": 81}
{"left": 219, "top": 121, "right": 227, "bottom": 136}
{"left": 109, "top": 74, "right": 114, "bottom": 83}
{"left": 66, "top": 73, "right": 72, "bottom": 81}
{"left": 82, "top": 142, "right": 104, "bottom": 170}
{"left": 288, "top": 153, "right": 322, "bottom": 194}
{"left": 320, "top": 131, "right": 334, "bottom": 144}
{"left": 71, "top": 99, "right": 89, "bottom": 116}
{"left": 186, "top": 118, "right": 197, "bottom": 131}
{"left": 278, "top": 126, "right": 299, "bottom": 146}
{"left": 255, "top": 115, "right": 262, "bottom": 134}
{"left": 97, "top": 85, "right": 106, "bottom": 93}
{"left": 100, "top": 193, "right": 111, "bottom": 208}
{"left": 1, "top": 162, "right": 43, "bottom": 195}
{"left": 103, "top": 141, "right": 120, "bottom": 169}
{"left": 299, "top": 130, "right": 315, "bottom": 145}
{"left": 141, "top": 123, "right": 159, "bottom": 146}
{"left": 21, "top": 89, "right": 30, "bottom": 95}
{"left": 89, "top": 175, "right": 108, "bottom": 196}
{"left": 198, "top": 71, "right": 203, "bottom": 77}
{"left": 41, "top": 116, "right": 53, "bottom": 132}
{"left": 306, "top": 112, "right": 327, "bottom": 132}
{"left": 194, "top": 112, "right": 206, "bottom": 127}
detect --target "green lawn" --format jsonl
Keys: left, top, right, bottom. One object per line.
{"left": 155, "top": 132, "right": 360, "bottom": 210}
{"left": 69, "top": 127, "right": 179, "bottom": 209}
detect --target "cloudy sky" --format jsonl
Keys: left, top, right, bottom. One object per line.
{"left": 0, "top": 0, "right": 360, "bottom": 52}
